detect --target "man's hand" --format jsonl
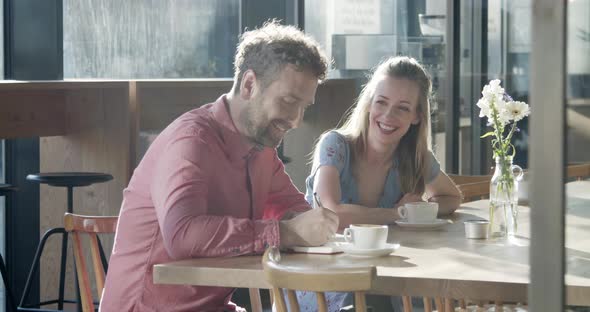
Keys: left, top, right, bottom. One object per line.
{"left": 279, "top": 207, "right": 339, "bottom": 248}
{"left": 395, "top": 193, "right": 425, "bottom": 208}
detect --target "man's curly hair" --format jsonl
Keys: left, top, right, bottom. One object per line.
{"left": 233, "top": 20, "right": 329, "bottom": 92}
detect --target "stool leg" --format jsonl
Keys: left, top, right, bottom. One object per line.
{"left": 0, "top": 254, "right": 17, "bottom": 312}
{"left": 57, "top": 232, "right": 68, "bottom": 310}
{"left": 96, "top": 236, "right": 109, "bottom": 273}
{"left": 66, "top": 186, "right": 83, "bottom": 312}
{"left": 19, "top": 227, "right": 67, "bottom": 309}
{"left": 66, "top": 187, "right": 73, "bottom": 214}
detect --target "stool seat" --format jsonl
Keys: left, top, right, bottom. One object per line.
{"left": 0, "top": 183, "right": 18, "bottom": 196}
{"left": 26, "top": 172, "right": 113, "bottom": 187}
{"left": 20, "top": 172, "right": 113, "bottom": 312}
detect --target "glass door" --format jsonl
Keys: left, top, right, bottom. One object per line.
{"left": 1, "top": 0, "right": 6, "bottom": 309}
{"left": 566, "top": 0, "right": 590, "bottom": 310}
{"left": 0, "top": 140, "right": 5, "bottom": 312}
{"left": 304, "top": 0, "right": 451, "bottom": 170}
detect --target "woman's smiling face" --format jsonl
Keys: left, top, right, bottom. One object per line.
{"left": 367, "top": 76, "right": 421, "bottom": 151}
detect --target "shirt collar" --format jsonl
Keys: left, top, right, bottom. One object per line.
{"left": 211, "top": 94, "right": 264, "bottom": 161}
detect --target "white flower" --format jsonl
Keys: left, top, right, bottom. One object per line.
{"left": 498, "top": 107, "right": 512, "bottom": 126}
{"left": 478, "top": 94, "right": 509, "bottom": 126}
{"left": 504, "top": 101, "right": 530, "bottom": 122}
{"left": 482, "top": 79, "right": 505, "bottom": 100}
{"left": 494, "top": 97, "right": 506, "bottom": 112}
{"left": 477, "top": 97, "right": 491, "bottom": 118}
{"left": 494, "top": 98, "right": 509, "bottom": 126}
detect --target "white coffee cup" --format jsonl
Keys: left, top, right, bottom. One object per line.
{"left": 343, "top": 224, "right": 388, "bottom": 249}
{"left": 397, "top": 202, "right": 439, "bottom": 223}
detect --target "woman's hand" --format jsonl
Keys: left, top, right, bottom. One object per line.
{"left": 425, "top": 172, "right": 462, "bottom": 215}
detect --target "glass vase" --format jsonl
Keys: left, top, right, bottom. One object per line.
{"left": 489, "top": 156, "right": 523, "bottom": 237}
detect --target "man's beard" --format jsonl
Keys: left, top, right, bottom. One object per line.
{"left": 240, "top": 100, "right": 283, "bottom": 148}
{"left": 253, "top": 124, "right": 283, "bottom": 148}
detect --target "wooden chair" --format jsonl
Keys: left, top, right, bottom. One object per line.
{"left": 448, "top": 174, "right": 491, "bottom": 185}
{"left": 248, "top": 289, "right": 264, "bottom": 312}
{"left": 448, "top": 174, "right": 492, "bottom": 203}
{"left": 567, "top": 163, "right": 590, "bottom": 180}
{"left": 64, "top": 213, "right": 118, "bottom": 312}
{"left": 65, "top": 212, "right": 267, "bottom": 312}
{"left": 448, "top": 162, "right": 589, "bottom": 202}
{"left": 262, "top": 247, "right": 375, "bottom": 312}
{"left": 457, "top": 180, "right": 491, "bottom": 203}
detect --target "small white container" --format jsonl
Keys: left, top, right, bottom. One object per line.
{"left": 464, "top": 220, "right": 489, "bottom": 239}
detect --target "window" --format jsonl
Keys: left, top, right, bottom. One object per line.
{"left": 567, "top": 0, "right": 590, "bottom": 165}
{"left": 63, "top": 0, "right": 240, "bottom": 78}
{"left": 0, "top": 0, "right": 3, "bottom": 79}
{"left": 304, "top": 0, "right": 450, "bottom": 169}
{"left": 0, "top": 0, "right": 6, "bottom": 309}
{"left": 566, "top": 3, "right": 590, "bottom": 309}
{"left": 0, "top": 140, "right": 5, "bottom": 312}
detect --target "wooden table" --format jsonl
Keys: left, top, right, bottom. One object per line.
{"left": 153, "top": 181, "right": 590, "bottom": 305}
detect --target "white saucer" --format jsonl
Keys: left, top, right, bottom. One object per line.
{"left": 395, "top": 218, "right": 449, "bottom": 229}
{"left": 341, "top": 243, "right": 400, "bottom": 257}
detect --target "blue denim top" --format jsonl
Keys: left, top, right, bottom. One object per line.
{"left": 304, "top": 131, "right": 440, "bottom": 207}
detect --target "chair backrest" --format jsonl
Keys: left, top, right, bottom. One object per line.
{"left": 448, "top": 174, "right": 491, "bottom": 186}
{"left": 449, "top": 163, "right": 590, "bottom": 203}
{"left": 567, "top": 163, "right": 590, "bottom": 180}
{"left": 448, "top": 175, "right": 492, "bottom": 203}
{"left": 64, "top": 213, "right": 118, "bottom": 312}
{"left": 262, "top": 247, "right": 374, "bottom": 312}
{"left": 457, "top": 181, "right": 491, "bottom": 203}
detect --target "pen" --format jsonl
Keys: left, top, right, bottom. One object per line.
{"left": 314, "top": 192, "right": 337, "bottom": 241}
{"left": 313, "top": 192, "right": 323, "bottom": 209}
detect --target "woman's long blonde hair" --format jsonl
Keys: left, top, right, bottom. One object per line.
{"left": 328, "top": 56, "right": 433, "bottom": 194}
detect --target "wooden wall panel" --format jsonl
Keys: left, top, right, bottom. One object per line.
{"left": 137, "top": 80, "right": 232, "bottom": 132}
{"left": 39, "top": 86, "right": 131, "bottom": 306}
{"left": 0, "top": 90, "right": 67, "bottom": 138}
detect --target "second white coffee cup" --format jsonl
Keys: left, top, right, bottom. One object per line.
{"left": 398, "top": 202, "right": 439, "bottom": 223}
{"left": 343, "top": 224, "right": 388, "bottom": 249}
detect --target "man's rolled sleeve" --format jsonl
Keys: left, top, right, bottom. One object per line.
{"left": 253, "top": 219, "right": 280, "bottom": 252}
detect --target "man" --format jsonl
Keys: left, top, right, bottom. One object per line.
{"left": 100, "top": 21, "right": 338, "bottom": 311}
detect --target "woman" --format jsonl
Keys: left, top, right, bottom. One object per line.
{"left": 299, "top": 56, "right": 461, "bottom": 312}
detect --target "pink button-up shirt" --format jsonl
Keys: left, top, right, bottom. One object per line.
{"left": 100, "top": 95, "right": 310, "bottom": 312}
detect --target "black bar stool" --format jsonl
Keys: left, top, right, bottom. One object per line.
{"left": 19, "top": 173, "right": 112, "bottom": 312}
{"left": 0, "top": 183, "right": 18, "bottom": 312}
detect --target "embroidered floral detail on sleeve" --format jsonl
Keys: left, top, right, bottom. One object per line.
{"left": 326, "top": 146, "right": 335, "bottom": 157}
{"left": 317, "top": 132, "right": 347, "bottom": 172}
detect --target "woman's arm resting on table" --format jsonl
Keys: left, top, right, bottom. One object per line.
{"left": 314, "top": 166, "right": 399, "bottom": 230}
{"left": 425, "top": 172, "right": 461, "bottom": 215}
